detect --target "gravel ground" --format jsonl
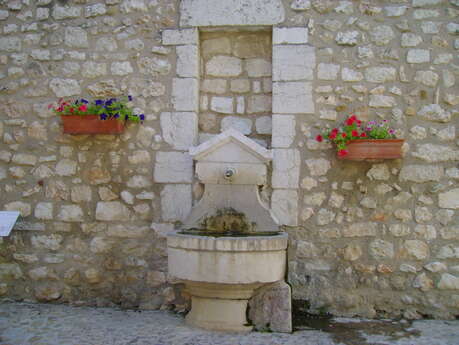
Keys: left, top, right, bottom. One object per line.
{"left": 1, "top": 302, "right": 458, "bottom": 345}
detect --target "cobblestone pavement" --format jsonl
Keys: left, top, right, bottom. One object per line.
{"left": 1, "top": 302, "right": 459, "bottom": 345}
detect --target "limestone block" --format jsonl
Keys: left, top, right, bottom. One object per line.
{"left": 161, "top": 184, "right": 192, "bottom": 222}
{"left": 413, "top": 0, "right": 443, "bottom": 7}
{"left": 290, "top": 0, "right": 312, "bottom": 11}
{"left": 90, "top": 237, "right": 114, "bottom": 254}
{"left": 413, "top": 273, "right": 433, "bottom": 291}
{"left": 370, "top": 25, "right": 394, "bottom": 46}
{"left": 64, "top": 27, "right": 88, "bottom": 48}
{"left": 247, "top": 95, "right": 271, "bottom": 114}
{"left": 403, "top": 240, "right": 429, "bottom": 260}
{"left": 11, "top": 153, "right": 36, "bottom": 166}
{"left": 407, "top": 49, "right": 430, "bottom": 63}
{"left": 255, "top": 116, "right": 272, "bottom": 135}
{"left": 49, "top": 78, "right": 81, "bottom": 97}
{"left": 126, "top": 175, "right": 152, "bottom": 188}
{"left": 162, "top": 28, "right": 198, "bottom": 46}
{"left": 401, "top": 33, "right": 422, "bottom": 47}
{"left": 305, "top": 158, "right": 330, "bottom": 176}
{"left": 414, "top": 71, "right": 438, "bottom": 87}
{"left": 52, "top": 5, "right": 81, "bottom": 19}
{"left": 369, "top": 95, "right": 396, "bottom": 108}
{"left": 273, "top": 45, "right": 314, "bottom": 81}
{"left": 138, "top": 56, "right": 171, "bottom": 75}
{"left": 273, "top": 27, "right": 308, "bottom": 44}
{"left": 248, "top": 281, "right": 292, "bottom": 333}
{"left": 120, "top": 0, "right": 148, "bottom": 13}
{"left": 438, "top": 274, "right": 459, "bottom": 290}
{"left": 369, "top": 239, "right": 394, "bottom": 259}
{"left": 172, "top": 78, "right": 198, "bottom": 112}
{"left": 221, "top": 116, "right": 252, "bottom": 135}
{"left": 106, "top": 224, "right": 148, "bottom": 238}
{"left": 95, "top": 202, "right": 131, "bottom": 221}
{"left": 230, "top": 79, "right": 250, "bottom": 93}
{"left": 439, "top": 189, "right": 459, "bottom": 209}
{"left": 335, "top": 31, "right": 360, "bottom": 46}
{"left": 272, "top": 115, "right": 295, "bottom": 148}
{"left": 385, "top": 6, "right": 408, "bottom": 17}
{"left": 342, "top": 68, "right": 363, "bottom": 82}
{"left": 154, "top": 152, "right": 193, "bottom": 183}
{"left": 418, "top": 104, "right": 451, "bottom": 122}
{"left": 85, "top": 3, "right": 107, "bottom": 17}
{"left": 271, "top": 189, "right": 298, "bottom": 226}
{"left": 4, "top": 201, "right": 31, "bottom": 217}
{"left": 342, "top": 222, "right": 378, "bottom": 237}
{"left": 111, "top": 62, "right": 133, "bottom": 76}
{"left": 180, "top": 0, "right": 285, "bottom": 26}
{"left": 57, "top": 205, "right": 84, "bottom": 222}
{"left": 206, "top": 56, "right": 242, "bottom": 77}
{"left": 71, "top": 185, "right": 92, "bottom": 203}
{"left": 317, "top": 63, "right": 339, "bottom": 80}
{"left": 367, "top": 164, "right": 390, "bottom": 181}
{"left": 412, "top": 144, "right": 459, "bottom": 162}
{"left": 34, "top": 202, "right": 53, "bottom": 220}
{"left": 55, "top": 159, "right": 77, "bottom": 176}
{"left": 210, "top": 96, "right": 233, "bottom": 114}
{"left": 201, "top": 79, "right": 227, "bottom": 95}
{"left": 201, "top": 37, "right": 231, "bottom": 56}
{"left": 246, "top": 58, "right": 271, "bottom": 77}
{"left": 272, "top": 149, "right": 300, "bottom": 188}
{"left": 0, "top": 37, "right": 21, "bottom": 52}
{"left": 365, "top": 67, "right": 396, "bottom": 83}
{"left": 160, "top": 112, "right": 198, "bottom": 150}
{"left": 273, "top": 82, "right": 313, "bottom": 114}
{"left": 399, "top": 165, "right": 443, "bottom": 182}
{"left": 177, "top": 45, "right": 199, "bottom": 78}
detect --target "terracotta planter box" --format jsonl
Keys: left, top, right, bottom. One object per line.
{"left": 61, "top": 115, "right": 125, "bottom": 134}
{"left": 338, "top": 139, "right": 404, "bottom": 161}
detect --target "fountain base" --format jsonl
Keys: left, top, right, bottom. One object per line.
{"left": 167, "top": 232, "right": 288, "bottom": 332}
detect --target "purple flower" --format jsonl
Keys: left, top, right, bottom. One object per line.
{"left": 125, "top": 115, "right": 129, "bottom": 120}
{"left": 389, "top": 129, "right": 395, "bottom": 134}
{"left": 139, "top": 114, "right": 145, "bottom": 121}
{"left": 128, "top": 95, "right": 133, "bottom": 101}
{"left": 105, "top": 100, "right": 113, "bottom": 106}
{"left": 100, "top": 113, "right": 108, "bottom": 120}
{"left": 114, "top": 113, "right": 120, "bottom": 119}
{"left": 95, "top": 100, "right": 103, "bottom": 106}
{"left": 81, "top": 99, "right": 88, "bottom": 104}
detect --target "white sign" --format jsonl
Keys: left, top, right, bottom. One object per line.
{"left": 0, "top": 211, "right": 20, "bottom": 237}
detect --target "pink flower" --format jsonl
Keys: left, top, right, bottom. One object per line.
{"left": 78, "top": 105, "right": 88, "bottom": 112}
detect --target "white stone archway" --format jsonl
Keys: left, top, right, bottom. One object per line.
{"left": 157, "top": 0, "right": 316, "bottom": 227}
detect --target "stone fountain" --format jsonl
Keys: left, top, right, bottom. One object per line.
{"left": 167, "top": 129, "right": 289, "bottom": 332}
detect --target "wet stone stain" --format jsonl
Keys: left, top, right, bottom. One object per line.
{"left": 292, "top": 300, "right": 421, "bottom": 345}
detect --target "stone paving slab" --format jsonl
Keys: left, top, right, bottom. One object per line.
{"left": 1, "top": 302, "right": 458, "bottom": 345}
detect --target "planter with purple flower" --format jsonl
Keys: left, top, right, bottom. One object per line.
{"left": 316, "top": 115, "right": 404, "bottom": 161}
{"left": 50, "top": 96, "right": 144, "bottom": 135}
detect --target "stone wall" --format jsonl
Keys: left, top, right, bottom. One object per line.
{"left": 0, "top": 0, "right": 458, "bottom": 320}
{"left": 199, "top": 31, "right": 272, "bottom": 145}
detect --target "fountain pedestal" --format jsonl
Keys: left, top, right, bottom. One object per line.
{"left": 167, "top": 129, "right": 290, "bottom": 332}
{"left": 168, "top": 232, "right": 288, "bottom": 332}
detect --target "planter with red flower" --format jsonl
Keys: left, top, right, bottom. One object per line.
{"left": 50, "top": 97, "right": 144, "bottom": 135}
{"left": 316, "top": 115, "right": 404, "bottom": 161}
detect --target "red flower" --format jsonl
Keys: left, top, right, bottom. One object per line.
{"left": 57, "top": 106, "right": 63, "bottom": 112}
{"left": 357, "top": 120, "right": 362, "bottom": 126}
{"left": 329, "top": 132, "right": 337, "bottom": 140}
{"left": 338, "top": 149, "right": 349, "bottom": 157}
{"left": 316, "top": 135, "right": 323, "bottom": 142}
{"left": 78, "top": 105, "right": 88, "bottom": 112}
{"left": 351, "top": 130, "right": 359, "bottom": 137}
{"left": 69, "top": 108, "right": 74, "bottom": 113}
{"left": 341, "top": 133, "right": 347, "bottom": 138}
{"left": 350, "top": 114, "right": 357, "bottom": 121}
{"left": 360, "top": 132, "right": 367, "bottom": 137}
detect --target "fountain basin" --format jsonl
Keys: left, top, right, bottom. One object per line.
{"left": 167, "top": 232, "right": 288, "bottom": 331}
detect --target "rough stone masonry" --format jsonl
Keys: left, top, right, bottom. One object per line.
{"left": 0, "top": 0, "right": 458, "bottom": 323}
